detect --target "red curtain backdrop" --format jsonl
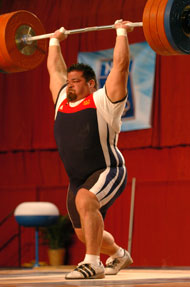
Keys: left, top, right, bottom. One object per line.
{"left": 1, "top": 0, "right": 190, "bottom": 267}
{"left": 1, "top": 0, "right": 190, "bottom": 151}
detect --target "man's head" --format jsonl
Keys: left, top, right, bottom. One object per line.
{"left": 66, "top": 63, "right": 97, "bottom": 102}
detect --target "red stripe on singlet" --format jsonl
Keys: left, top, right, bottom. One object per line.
{"left": 58, "top": 94, "right": 96, "bottom": 114}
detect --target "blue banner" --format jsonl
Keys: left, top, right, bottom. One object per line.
{"left": 78, "top": 42, "right": 156, "bottom": 131}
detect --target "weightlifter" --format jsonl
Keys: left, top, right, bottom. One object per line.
{"left": 47, "top": 20, "right": 133, "bottom": 279}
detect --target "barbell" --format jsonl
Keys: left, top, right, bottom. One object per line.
{"left": 0, "top": 0, "right": 190, "bottom": 73}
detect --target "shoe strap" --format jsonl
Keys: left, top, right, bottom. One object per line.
{"left": 76, "top": 263, "right": 96, "bottom": 278}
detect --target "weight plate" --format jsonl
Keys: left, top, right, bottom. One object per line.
{"left": 149, "top": 0, "right": 171, "bottom": 55}
{"left": 164, "top": 0, "right": 190, "bottom": 54}
{"left": 157, "top": 0, "right": 179, "bottom": 55}
{"left": 143, "top": 0, "right": 162, "bottom": 54}
{"left": 0, "top": 10, "right": 47, "bottom": 73}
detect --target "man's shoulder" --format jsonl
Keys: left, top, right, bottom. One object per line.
{"left": 93, "top": 86, "right": 106, "bottom": 102}
{"left": 93, "top": 86, "right": 105, "bottom": 95}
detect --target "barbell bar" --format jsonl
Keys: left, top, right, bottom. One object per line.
{"left": 0, "top": 0, "right": 190, "bottom": 73}
{"left": 23, "top": 22, "right": 143, "bottom": 43}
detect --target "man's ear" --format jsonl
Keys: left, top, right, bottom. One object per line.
{"left": 88, "top": 79, "right": 95, "bottom": 88}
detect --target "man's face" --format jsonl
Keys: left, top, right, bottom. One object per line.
{"left": 66, "top": 71, "right": 90, "bottom": 102}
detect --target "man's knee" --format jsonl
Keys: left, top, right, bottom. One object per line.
{"left": 75, "top": 188, "right": 100, "bottom": 215}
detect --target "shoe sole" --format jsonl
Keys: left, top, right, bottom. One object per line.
{"left": 65, "top": 272, "right": 105, "bottom": 280}
{"left": 122, "top": 256, "right": 133, "bottom": 269}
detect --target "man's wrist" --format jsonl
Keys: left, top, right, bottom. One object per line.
{"left": 116, "top": 28, "right": 127, "bottom": 37}
{"left": 49, "top": 38, "right": 60, "bottom": 46}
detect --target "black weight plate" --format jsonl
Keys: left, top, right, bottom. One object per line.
{"left": 164, "top": 0, "right": 190, "bottom": 54}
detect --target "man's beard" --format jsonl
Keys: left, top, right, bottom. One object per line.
{"left": 67, "top": 91, "right": 77, "bottom": 102}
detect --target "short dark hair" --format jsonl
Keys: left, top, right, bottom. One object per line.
{"left": 67, "top": 63, "right": 97, "bottom": 89}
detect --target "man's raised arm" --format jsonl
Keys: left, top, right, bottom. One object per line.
{"left": 106, "top": 20, "right": 133, "bottom": 103}
{"left": 47, "top": 28, "right": 68, "bottom": 104}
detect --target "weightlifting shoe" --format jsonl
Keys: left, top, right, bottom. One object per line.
{"left": 105, "top": 249, "right": 133, "bottom": 275}
{"left": 65, "top": 261, "right": 105, "bottom": 279}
